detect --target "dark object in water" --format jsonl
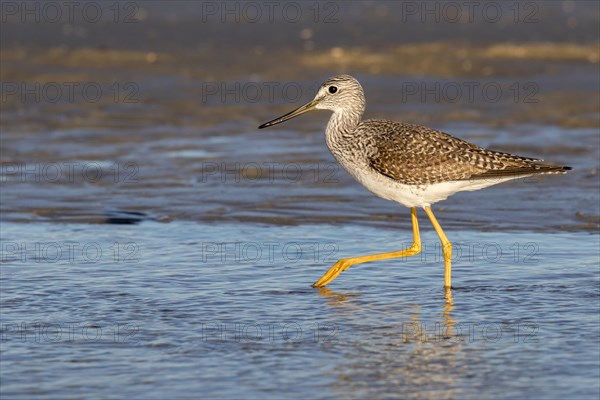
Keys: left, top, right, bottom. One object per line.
{"left": 104, "top": 210, "right": 147, "bottom": 225}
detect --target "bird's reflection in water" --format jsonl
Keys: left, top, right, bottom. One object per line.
{"left": 317, "top": 287, "right": 468, "bottom": 399}
{"left": 316, "top": 287, "right": 352, "bottom": 304}
{"left": 443, "top": 287, "right": 455, "bottom": 335}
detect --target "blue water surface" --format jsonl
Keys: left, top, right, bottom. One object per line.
{"left": 1, "top": 221, "right": 598, "bottom": 399}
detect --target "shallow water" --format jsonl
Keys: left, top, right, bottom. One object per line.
{"left": 1, "top": 222, "right": 599, "bottom": 399}
{"left": 2, "top": 2, "right": 600, "bottom": 399}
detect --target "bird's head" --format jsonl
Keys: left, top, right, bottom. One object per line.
{"left": 258, "top": 75, "right": 365, "bottom": 129}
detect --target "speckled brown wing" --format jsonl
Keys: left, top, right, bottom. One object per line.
{"left": 364, "top": 121, "right": 568, "bottom": 185}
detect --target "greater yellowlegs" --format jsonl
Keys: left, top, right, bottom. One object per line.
{"left": 258, "top": 75, "right": 571, "bottom": 288}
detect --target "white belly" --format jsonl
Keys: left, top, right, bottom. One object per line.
{"left": 339, "top": 159, "right": 524, "bottom": 208}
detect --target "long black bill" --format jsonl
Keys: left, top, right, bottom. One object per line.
{"left": 258, "top": 99, "right": 319, "bottom": 129}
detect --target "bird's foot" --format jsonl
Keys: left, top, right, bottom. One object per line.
{"left": 312, "top": 258, "right": 353, "bottom": 288}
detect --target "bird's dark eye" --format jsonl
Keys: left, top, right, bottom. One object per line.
{"left": 328, "top": 86, "right": 338, "bottom": 94}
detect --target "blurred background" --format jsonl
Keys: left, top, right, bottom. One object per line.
{"left": 1, "top": 1, "right": 599, "bottom": 399}
{"left": 1, "top": 0, "right": 599, "bottom": 227}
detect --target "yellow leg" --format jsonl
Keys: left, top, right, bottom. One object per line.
{"left": 312, "top": 207, "right": 421, "bottom": 288}
{"left": 424, "top": 206, "right": 452, "bottom": 288}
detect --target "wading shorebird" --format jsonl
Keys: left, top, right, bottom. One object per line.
{"left": 258, "top": 75, "right": 571, "bottom": 288}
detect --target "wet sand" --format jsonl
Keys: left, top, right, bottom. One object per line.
{"left": 1, "top": 41, "right": 598, "bottom": 230}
